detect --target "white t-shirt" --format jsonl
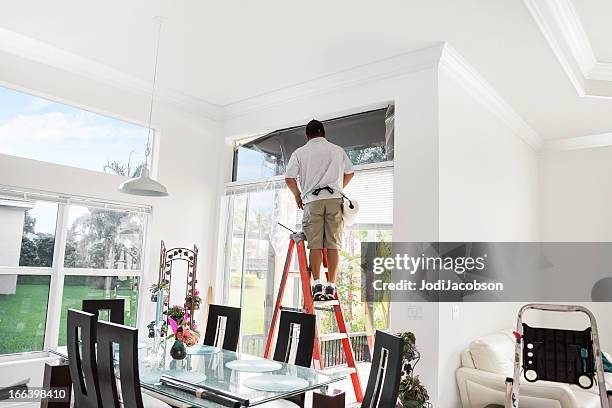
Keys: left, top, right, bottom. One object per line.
{"left": 285, "top": 137, "right": 354, "bottom": 204}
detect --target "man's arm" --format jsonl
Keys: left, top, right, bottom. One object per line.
{"left": 343, "top": 172, "right": 354, "bottom": 188}
{"left": 285, "top": 177, "right": 303, "bottom": 209}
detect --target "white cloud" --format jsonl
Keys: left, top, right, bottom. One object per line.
{"left": 25, "top": 98, "right": 53, "bottom": 113}
{"left": 0, "top": 111, "right": 145, "bottom": 144}
{"left": 0, "top": 110, "right": 149, "bottom": 172}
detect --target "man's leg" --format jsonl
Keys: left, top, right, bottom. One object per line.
{"left": 309, "top": 249, "right": 323, "bottom": 281}
{"left": 326, "top": 249, "right": 339, "bottom": 283}
{"left": 302, "top": 201, "right": 325, "bottom": 300}
{"left": 322, "top": 199, "right": 344, "bottom": 300}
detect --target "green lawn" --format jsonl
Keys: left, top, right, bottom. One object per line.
{"left": 57, "top": 283, "right": 137, "bottom": 346}
{"left": 0, "top": 277, "right": 137, "bottom": 354}
{"left": 0, "top": 277, "right": 49, "bottom": 354}
{"left": 229, "top": 277, "right": 265, "bottom": 335}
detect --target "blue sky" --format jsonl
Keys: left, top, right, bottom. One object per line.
{"left": 0, "top": 85, "right": 151, "bottom": 235}
{"left": 0, "top": 85, "right": 149, "bottom": 174}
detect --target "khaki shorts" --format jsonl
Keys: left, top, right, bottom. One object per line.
{"left": 302, "top": 198, "right": 344, "bottom": 249}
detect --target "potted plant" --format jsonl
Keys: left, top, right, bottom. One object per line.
{"left": 184, "top": 289, "right": 202, "bottom": 310}
{"left": 165, "top": 305, "right": 200, "bottom": 349}
{"left": 398, "top": 375, "right": 429, "bottom": 408}
{"left": 396, "top": 331, "right": 430, "bottom": 408}
{"left": 149, "top": 280, "right": 169, "bottom": 302}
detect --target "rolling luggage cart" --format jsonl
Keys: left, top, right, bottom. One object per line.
{"left": 505, "top": 304, "right": 612, "bottom": 408}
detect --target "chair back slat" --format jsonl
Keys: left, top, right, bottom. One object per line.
{"left": 96, "top": 321, "right": 143, "bottom": 408}
{"left": 273, "top": 311, "right": 315, "bottom": 366}
{"left": 67, "top": 309, "right": 101, "bottom": 408}
{"left": 362, "top": 330, "right": 403, "bottom": 408}
{"left": 82, "top": 299, "right": 125, "bottom": 325}
{"left": 272, "top": 311, "right": 315, "bottom": 408}
{"left": 203, "top": 304, "right": 241, "bottom": 351}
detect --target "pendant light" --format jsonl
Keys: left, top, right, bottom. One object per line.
{"left": 119, "top": 16, "right": 168, "bottom": 197}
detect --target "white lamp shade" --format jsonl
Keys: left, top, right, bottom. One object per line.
{"left": 118, "top": 168, "right": 168, "bottom": 197}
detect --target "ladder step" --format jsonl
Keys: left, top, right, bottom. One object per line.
{"left": 313, "top": 299, "right": 340, "bottom": 307}
{"left": 280, "top": 306, "right": 306, "bottom": 313}
{"left": 320, "top": 332, "right": 349, "bottom": 341}
{"left": 321, "top": 365, "right": 357, "bottom": 377}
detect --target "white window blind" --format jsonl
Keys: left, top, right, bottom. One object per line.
{"left": 224, "top": 165, "right": 393, "bottom": 229}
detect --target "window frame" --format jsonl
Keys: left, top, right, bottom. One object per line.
{"left": 220, "top": 160, "right": 394, "bottom": 347}
{"left": 0, "top": 82, "right": 159, "bottom": 176}
{"left": 0, "top": 187, "right": 151, "bottom": 355}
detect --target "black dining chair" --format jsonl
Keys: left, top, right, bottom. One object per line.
{"left": 203, "top": 304, "right": 241, "bottom": 351}
{"left": 67, "top": 309, "right": 101, "bottom": 408}
{"left": 82, "top": 299, "right": 125, "bottom": 324}
{"left": 270, "top": 311, "right": 316, "bottom": 408}
{"left": 96, "top": 320, "right": 170, "bottom": 408}
{"left": 362, "top": 330, "right": 404, "bottom": 408}
{"left": 273, "top": 310, "right": 316, "bottom": 367}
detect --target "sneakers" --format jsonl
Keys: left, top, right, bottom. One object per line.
{"left": 312, "top": 283, "right": 325, "bottom": 301}
{"left": 313, "top": 283, "right": 336, "bottom": 301}
{"left": 324, "top": 284, "right": 336, "bottom": 301}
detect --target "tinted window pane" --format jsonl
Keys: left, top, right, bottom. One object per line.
{"left": 0, "top": 275, "right": 50, "bottom": 354}
{"left": 64, "top": 206, "right": 145, "bottom": 270}
{"left": 233, "top": 107, "right": 393, "bottom": 181}
{"left": 58, "top": 275, "right": 138, "bottom": 346}
{"left": 0, "top": 85, "right": 150, "bottom": 174}
{"left": 0, "top": 198, "right": 57, "bottom": 267}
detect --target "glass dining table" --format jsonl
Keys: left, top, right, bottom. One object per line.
{"left": 50, "top": 343, "right": 341, "bottom": 407}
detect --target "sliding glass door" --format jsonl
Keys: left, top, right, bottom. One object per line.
{"left": 223, "top": 166, "right": 392, "bottom": 358}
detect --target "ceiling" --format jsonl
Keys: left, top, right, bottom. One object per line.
{"left": 2, "top": 0, "right": 612, "bottom": 141}
{"left": 573, "top": 0, "right": 612, "bottom": 63}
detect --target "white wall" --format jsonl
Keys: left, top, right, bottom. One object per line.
{"left": 436, "top": 67, "right": 540, "bottom": 408}
{"left": 540, "top": 147, "right": 612, "bottom": 242}
{"left": 539, "top": 147, "right": 612, "bottom": 364}
{"left": 0, "top": 205, "right": 26, "bottom": 265}
{"left": 222, "top": 54, "right": 443, "bottom": 404}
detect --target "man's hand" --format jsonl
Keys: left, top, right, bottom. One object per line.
{"left": 294, "top": 194, "right": 303, "bottom": 209}
{"left": 285, "top": 177, "right": 303, "bottom": 209}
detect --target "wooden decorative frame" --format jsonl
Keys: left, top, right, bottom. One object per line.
{"left": 158, "top": 240, "right": 199, "bottom": 329}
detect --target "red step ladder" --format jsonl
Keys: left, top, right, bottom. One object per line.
{"left": 264, "top": 229, "right": 364, "bottom": 402}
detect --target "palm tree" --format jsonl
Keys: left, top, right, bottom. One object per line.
{"left": 103, "top": 152, "right": 146, "bottom": 178}
{"left": 63, "top": 155, "right": 146, "bottom": 269}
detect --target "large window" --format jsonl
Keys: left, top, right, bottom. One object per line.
{"left": 224, "top": 104, "right": 394, "bottom": 356}
{"left": 0, "top": 191, "right": 149, "bottom": 355}
{"left": 224, "top": 168, "right": 392, "bottom": 356}
{"left": 232, "top": 106, "right": 394, "bottom": 182}
{"left": 0, "top": 85, "right": 151, "bottom": 175}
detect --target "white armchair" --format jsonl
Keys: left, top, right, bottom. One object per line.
{"left": 456, "top": 329, "right": 611, "bottom": 408}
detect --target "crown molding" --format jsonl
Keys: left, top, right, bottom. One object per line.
{"left": 0, "top": 27, "right": 543, "bottom": 151}
{"left": 542, "top": 133, "right": 612, "bottom": 151}
{"left": 0, "top": 27, "right": 224, "bottom": 120}
{"left": 439, "top": 44, "right": 543, "bottom": 150}
{"left": 524, "top": 0, "right": 612, "bottom": 97}
{"left": 221, "top": 43, "right": 446, "bottom": 120}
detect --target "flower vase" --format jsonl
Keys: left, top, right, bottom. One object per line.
{"left": 170, "top": 340, "right": 187, "bottom": 360}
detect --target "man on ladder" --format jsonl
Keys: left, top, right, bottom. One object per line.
{"left": 285, "top": 119, "right": 355, "bottom": 301}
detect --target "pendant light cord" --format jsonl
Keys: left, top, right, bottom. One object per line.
{"left": 145, "top": 17, "right": 163, "bottom": 161}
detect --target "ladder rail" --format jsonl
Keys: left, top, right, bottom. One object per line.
{"left": 264, "top": 231, "right": 364, "bottom": 402}
{"left": 263, "top": 239, "right": 295, "bottom": 359}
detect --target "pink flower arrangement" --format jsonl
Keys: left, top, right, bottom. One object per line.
{"left": 166, "top": 305, "right": 200, "bottom": 347}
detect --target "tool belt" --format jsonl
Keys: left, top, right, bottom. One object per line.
{"left": 311, "top": 186, "right": 335, "bottom": 196}
{"left": 310, "top": 186, "right": 354, "bottom": 209}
